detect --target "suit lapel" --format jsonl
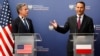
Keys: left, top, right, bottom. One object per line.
{"left": 18, "top": 17, "right": 25, "bottom": 27}
{"left": 18, "top": 17, "right": 29, "bottom": 30}
{"left": 26, "top": 19, "right": 30, "bottom": 29}
{"left": 73, "top": 15, "right": 86, "bottom": 32}
{"left": 73, "top": 15, "right": 79, "bottom": 33}
{"left": 79, "top": 15, "right": 86, "bottom": 31}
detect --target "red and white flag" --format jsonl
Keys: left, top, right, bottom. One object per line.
{"left": 0, "top": 0, "right": 14, "bottom": 56}
{"left": 76, "top": 44, "right": 92, "bottom": 54}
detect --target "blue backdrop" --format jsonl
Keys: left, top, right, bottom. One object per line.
{"left": 0, "top": 0, "right": 100, "bottom": 56}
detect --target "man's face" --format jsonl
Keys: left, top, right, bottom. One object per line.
{"left": 19, "top": 5, "right": 29, "bottom": 17}
{"left": 75, "top": 3, "right": 85, "bottom": 16}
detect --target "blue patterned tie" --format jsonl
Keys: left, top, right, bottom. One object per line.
{"left": 23, "top": 19, "right": 28, "bottom": 30}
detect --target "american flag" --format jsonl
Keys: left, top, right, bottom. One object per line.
{"left": 0, "top": 0, "right": 14, "bottom": 56}
{"left": 17, "top": 44, "right": 32, "bottom": 54}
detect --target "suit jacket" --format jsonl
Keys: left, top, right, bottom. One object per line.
{"left": 55, "top": 14, "right": 94, "bottom": 52}
{"left": 12, "top": 17, "right": 34, "bottom": 33}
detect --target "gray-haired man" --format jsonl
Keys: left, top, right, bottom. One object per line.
{"left": 12, "top": 3, "right": 34, "bottom": 54}
{"left": 12, "top": 3, "right": 34, "bottom": 33}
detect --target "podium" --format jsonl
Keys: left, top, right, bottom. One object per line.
{"left": 70, "top": 33, "right": 97, "bottom": 56}
{"left": 13, "top": 33, "right": 42, "bottom": 56}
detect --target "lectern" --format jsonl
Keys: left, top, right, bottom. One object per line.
{"left": 70, "top": 33, "right": 97, "bottom": 56}
{"left": 13, "top": 33, "right": 42, "bottom": 56}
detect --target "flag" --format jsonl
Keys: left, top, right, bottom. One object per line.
{"left": 0, "top": 0, "right": 14, "bottom": 56}
{"left": 17, "top": 44, "right": 32, "bottom": 54}
{"left": 76, "top": 44, "right": 92, "bottom": 54}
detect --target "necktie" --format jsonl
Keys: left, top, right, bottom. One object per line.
{"left": 77, "top": 16, "right": 81, "bottom": 29}
{"left": 23, "top": 19, "right": 28, "bottom": 30}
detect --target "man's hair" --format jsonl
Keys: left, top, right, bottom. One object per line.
{"left": 76, "top": 1, "right": 85, "bottom": 7}
{"left": 16, "top": 3, "right": 27, "bottom": 14}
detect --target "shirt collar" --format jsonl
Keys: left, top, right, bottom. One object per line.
{"left": 19, "top": 15, "right": 23, "bottom": 19}
{"left": 19, "top": 15, "right": 26, "bottom": 19}
{"left": 77, "top": 14, "right": 84, "bottom": 18}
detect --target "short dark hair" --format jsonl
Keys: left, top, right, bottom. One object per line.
{"left": 76, "top": 1, "right": 85, "bottom": 7}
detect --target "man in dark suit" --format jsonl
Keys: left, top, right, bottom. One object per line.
{"left": 50, "top": 1, "right": 94, "bottom": 56}
{"left": 12, "top": 3, "right": 34, "bottom": 54}
{"left": 12, "top": 3, "right": 34, "bottom": 33}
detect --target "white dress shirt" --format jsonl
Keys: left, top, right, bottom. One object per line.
{"left": 19, "top": 15, "right": 29, "bottom": 29}
{"left": 77, "top": 14, "right": 84, "bottom": 24}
